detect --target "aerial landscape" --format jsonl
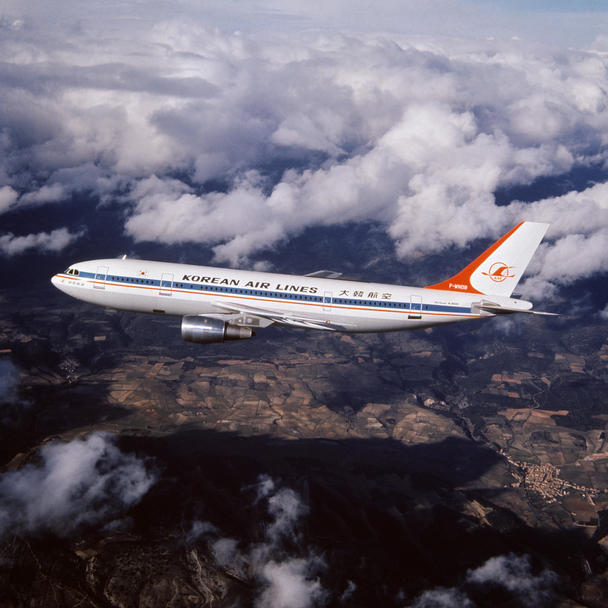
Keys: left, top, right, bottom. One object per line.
{"left": 1, "top": 1, "right": 608, "bottom": 607}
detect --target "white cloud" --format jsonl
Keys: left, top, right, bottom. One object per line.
{"left": 600, "top": 304, "right": 608, "bottom": 320}
{"left": 0, "top": 186, "right": 18, "bottom": 213}
{"left": 211, "top": 537, "right": 242, "bottom": 566}
{"left": 0, "top": 432, "right": 157, "bottom": 538}
{"left": 186, "top": 519, "right": 217, "bottom": 544}
{"left": 532, "top": 230, "right": 608, "bottom": 285}
{"left": 412, "top": 553, "right": 557, "bottom": 607}
{"left": 18, "top": 183, "right": 67, "bottom": 205}
{"left": 467, "top": 553, "right": 557, "bottom": 604}
{"left": 211, "top": 537, "right": 249, "bottom": 579}
{"left": 113, "top": 31, "right": 608, "bottom": 279}
{"left": 413, "top": 587, "right": 474, "bottom": 608}
{"left": 251, "top": 476, "right": 327, "bottom": 608}
{"left": 256, "top": 558, "right": 326, "bottom": 608}
{"left": 1, "top": 3, "right": 608, "bottom": 293}
{"left": 192, "top": 475, "right": 328, "bottom": 607}
{"left": 256, "top": 473, "right": 279, "bottom": 501}
{"left": 504, "top": 182, "right": 608, "bottom": 297}
{"left": 0, "top": 227, "right": 83, "bottom": 256}
{"left": 266, "top": 487, "right": 308, "bottom": 545}
{"left": 339, "top": 580, "right": 356, "bottom": 603}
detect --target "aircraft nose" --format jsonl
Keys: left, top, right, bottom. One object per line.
{"left": 51, "top": 274, "right": 61, "bottom": 288}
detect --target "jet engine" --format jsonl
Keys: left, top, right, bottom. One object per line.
{"left": 181, "top": 315, "right": 254, "bottom": 344}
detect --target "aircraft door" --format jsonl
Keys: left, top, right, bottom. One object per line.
{"left": 323, "top": 291, "right": 332, "bottom": 313}
{"left": 94, "top": 265, "right": 108, "bottom": 289}
{"left": 160, "top": 273, "right": 174, "bottom": 296}
{"left": 409, "top": 295, "right": 422, "bottom": 319}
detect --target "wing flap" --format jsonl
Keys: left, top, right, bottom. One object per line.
{"left": 212, "top": 300, "right": 344, "bottom": 331}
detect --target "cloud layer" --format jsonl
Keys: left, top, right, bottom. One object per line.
{"left": 0, "top": 432, "right": 156, "bottom": 538}
{"left": 2, "top": 2, "right": 608, "bottom": 296}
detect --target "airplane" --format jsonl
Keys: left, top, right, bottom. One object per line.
{"left": 51, "top": 221, "right": 555, "bottom": 344}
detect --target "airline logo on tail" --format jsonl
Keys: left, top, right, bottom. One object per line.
{"left": 482, "top": 262, "right": 516, "bottom": 283}
{"left": 425, "top": 221, "right": 550, "bottom": 297}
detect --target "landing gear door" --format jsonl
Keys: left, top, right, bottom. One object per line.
{"left": 94, "top": 266, "right": 108, "bottom": 290}
{"left": 160, "top": 273, "right": 174, "bottom": 296}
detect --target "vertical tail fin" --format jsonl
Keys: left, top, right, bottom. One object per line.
{"left": 425, "top": 221, "right": 549, "bottom": 297}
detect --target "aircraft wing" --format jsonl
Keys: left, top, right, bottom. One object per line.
{"left": 213, "top": 300, "right": 356, "bottom": 331}
{"left": 305, "top": 270, "right": 343, "bottom": 279}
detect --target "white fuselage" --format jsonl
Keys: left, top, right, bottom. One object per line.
{"left": 51, "top": 258, "right": 529, "bottom": 333}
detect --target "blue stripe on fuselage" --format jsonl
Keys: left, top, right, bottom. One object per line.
{"left": 76, "top": 270, "right": 472, "bottom": 315}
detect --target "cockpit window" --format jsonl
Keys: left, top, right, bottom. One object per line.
{"left": 65, "top": 268, "right": 80, "bottom": 276}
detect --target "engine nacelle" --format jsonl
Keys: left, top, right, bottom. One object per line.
{"left": 181, "top": 315, "right": 254, "bottom": 344}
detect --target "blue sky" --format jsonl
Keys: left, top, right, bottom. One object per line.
{"left": 185, "top": 1, "right": 608, "bottom": 47}
{"left": 474, "top": 0, "right": 607, "bottom": 12}
{"left": 4, "top": 1, "right": 608, "bottom": 46}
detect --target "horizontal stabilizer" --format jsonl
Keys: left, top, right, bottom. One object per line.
{"left": 480, "top": 303, "right": 558, "bottom": 316}
{"left": 305, "top": 270, "right": 343, "bottom": 279}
